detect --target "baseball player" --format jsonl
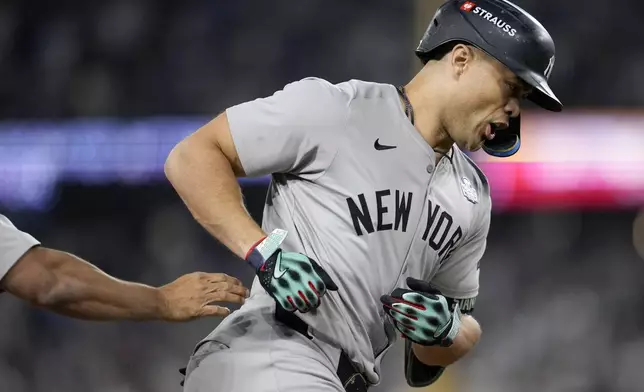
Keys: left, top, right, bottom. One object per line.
{"left": 166, "top": 1, "right": 562, "bottom": 391}
{"left": 0, "top": 214, "right": 249, "bottom": 321}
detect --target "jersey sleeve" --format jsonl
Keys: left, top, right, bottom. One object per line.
{"left": 430, "top": 203, "right": 491, "bottom": 313}
{"left": 226, "top": 77, "right": 348, "bottom": 179}
{"left": 0, "top": 214, "right": 40, "bottom": 282}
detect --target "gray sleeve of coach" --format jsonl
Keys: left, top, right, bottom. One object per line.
{"left": 226, "top": 77, "right": 348, "bottom": 180}
{"left": 0, "top": 214, "right": 40, "bottom": 282}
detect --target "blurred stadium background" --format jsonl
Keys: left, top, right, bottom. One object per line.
{"left": 1, "top": 0, "right": 643, "bottom": 391}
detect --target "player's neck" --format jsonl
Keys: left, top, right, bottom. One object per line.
{"left": 403, "top": 68, "right": 455, "bottom": 159}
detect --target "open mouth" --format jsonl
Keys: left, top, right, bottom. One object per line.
{"left": 486, "top": 122, "right": 509, "bottom": 141}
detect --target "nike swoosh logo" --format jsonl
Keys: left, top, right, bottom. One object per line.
{"left": 374, "top": 138, "right": 396, "bottom": 151}
{"left": 273, "top": 254, "right": 288, "bottom": 279}
{"left": 434, "top": 319, "right": 451, "bottom": 339}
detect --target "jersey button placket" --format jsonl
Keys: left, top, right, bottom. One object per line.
{"left": 389, "top": 162, "right": 435, "bottom": 291}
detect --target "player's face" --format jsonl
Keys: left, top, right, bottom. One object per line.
{"left": 445, "top": 50, "right": 531, "bottom": 152}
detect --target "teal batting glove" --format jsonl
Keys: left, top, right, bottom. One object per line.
{"left": 380, "top": 277, "right": 461, "bottom": 347}
{"left": 246, "top": 229, "right": 338, "bottom": 313}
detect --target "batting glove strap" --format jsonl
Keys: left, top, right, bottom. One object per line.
{"left": 246, "top": 246, "right": 267, "bottom": 271}
{"left": 245, "top": 229, "right": 289, "bottom": 271}
{"left": 437, "top": 303, "right": 461, "bottom": 347}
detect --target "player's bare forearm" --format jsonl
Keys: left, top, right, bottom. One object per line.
{"left": 412, "top": 314, "right": 482, "bottom": 367}
{"left": 2, "top": 247, "right": 163, "bottom": 320}
{"left": 1, "top": 247, "right": 248, "bottom": 321}
{"left": 165, "top": 113, "right": 265, "bottom": 258}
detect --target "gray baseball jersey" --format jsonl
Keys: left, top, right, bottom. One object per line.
{"left": 226, "top": 77, "right": 491, "bottom": 384}
{"left": 0, "top": 214, "right": 40, "bottom": 283}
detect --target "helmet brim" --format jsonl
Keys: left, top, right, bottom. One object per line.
{"left": 504, "top": 58, "right": 563, "bottom": 112}
{"left": 524, "top": 70, "right": 563, "bottom": 112}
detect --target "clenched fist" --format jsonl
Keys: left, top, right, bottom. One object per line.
{"left": 380, "top": 277, "right": 460, "bottom": 347}
{"left": 158, "top": 272, "right": 249, "bottom": 321}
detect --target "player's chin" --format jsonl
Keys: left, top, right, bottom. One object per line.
{"left": 464, "top": 139, "right": 485, "bottom": 152}
{"left": 470, "top": 143, "right": 484, "bottom": 152}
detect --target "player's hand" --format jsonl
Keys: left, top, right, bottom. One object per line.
{"left": 246, "top": 230, "right": 338, "bottom": 313}
{"left": 158, "top": 272, "right": 249, "bottom": 321}
{"left": 380, "top": 277, "right": 461, "bottom": 347}
{"left": 257, "top": 250, "right": 338, "bottom": 313}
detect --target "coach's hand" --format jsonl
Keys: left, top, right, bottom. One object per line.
{"left": 246, "top": 230, "right": 338, "bottom": 313}
{"left": 380, "top": 277, "right": 461, "bottom": 347}
{"left": 159, "top": 272, "right": 249, "bottom": 321}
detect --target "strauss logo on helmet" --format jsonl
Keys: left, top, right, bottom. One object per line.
{"left": 464, "top": 4, "right": 518, "bottom": 37}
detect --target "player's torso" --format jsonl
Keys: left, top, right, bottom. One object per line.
{"left": 260, "top": 80, "right": 487, "bottom": 363}
{"left": 269, "top": 82, "right": 482, "bottom": 294}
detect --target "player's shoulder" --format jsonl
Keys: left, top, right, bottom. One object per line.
{"left": 452, "top": 146, "right": 491, "bottom": 207}
{"left": 281, "top": 77, "right": 346, "bottom": 100}
{"left": 335, "top": 79, "right": 397, "bottom": 101}
{"left": 0, "top": 214, "right": 16, "bottom": 230}
{"left": 283, "top": 77, "right": 393, "bottom": 103}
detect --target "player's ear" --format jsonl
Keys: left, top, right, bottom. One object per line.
{"left": 450, "top": 43, "right": 473, "bottom": 78}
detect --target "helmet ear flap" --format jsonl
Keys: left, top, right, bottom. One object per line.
{"left": 482, "top": 115, "right": 521, "bottom": 158}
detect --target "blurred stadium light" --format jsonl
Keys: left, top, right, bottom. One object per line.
{"left": 2, "top": 111, "right": 643, "bottom": 212}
